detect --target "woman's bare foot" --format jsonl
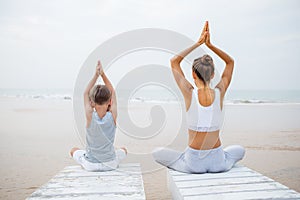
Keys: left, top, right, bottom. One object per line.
{"left": 120, "top": 147, "right": 128, "bottom": 155}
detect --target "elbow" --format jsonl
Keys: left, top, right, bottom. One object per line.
{"left": 170, "top": 57, "right": 180, "bottom": 68}
{"left": 84, "top": 90, "right": 90, "bottom": 97}
{"left": 111, "top": 90, "right": 116, "bottom": 96}
{"left": 227, "top": 57, "right": 234, "bottom": 65}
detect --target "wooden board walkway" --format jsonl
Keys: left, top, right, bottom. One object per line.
{"left": 167, "top": 165, "right": 300, "bottom": 200}
{"left": 26, "top": 163, "right": 145, "bottom": 200}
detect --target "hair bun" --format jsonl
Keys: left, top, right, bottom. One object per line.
{"left": 192, "top": 54, "right": 215, "bottom": 85}
{"left": 200, "top": 54, "right": 213, "bottom": 65}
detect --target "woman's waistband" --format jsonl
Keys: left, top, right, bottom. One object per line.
{"left": 185, "top": 145, "right": 223, "bottom": 155}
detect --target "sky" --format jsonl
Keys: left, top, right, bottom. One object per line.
{"left": 0, "top": 0, "right": 299, "bottom": 90}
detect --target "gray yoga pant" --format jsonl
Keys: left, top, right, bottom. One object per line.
{"left": 152, "top": 145, "right": 245, "bottom": 173}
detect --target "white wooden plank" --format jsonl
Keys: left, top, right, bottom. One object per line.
{"left": 167, "top": 165, "right": 300, "bottom": 200}
{"left": 172, "top": 170, "right": 260, "bottom": 181}
{"left": 175, "top": 176, "right": 274, "bottom": 188}
{"left": 27, "top": 193, "right": 145, "bottom": 200}
{"left": 43, "top": 176, "right": 143, "bottom": 189}
{"left": 54, "top": 170, "right": 141, "bottom": 178}
{"left": 167, "top": 172, "right": 183, "bottom": 200}
{"left": 26, "top": 163, "right": 145, "bottom": 200}
{"left": 27, "top": 186, "right": 143, "bottom": 197}
{"left": 184, "top": 190, "right": 300, "bottom": 200}
{"left": 180, "top": 182, "right": 289, "bottom": 196}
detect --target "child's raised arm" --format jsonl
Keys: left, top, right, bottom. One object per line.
{"left": 98, "top": 61, "right": 117, "bottom": 124}
{"left": 83, "top": 61, "right": 101, "bottom": 127}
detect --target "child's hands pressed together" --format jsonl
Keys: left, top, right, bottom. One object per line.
{"left": 96, "top": 60, "right": 104, "bottom": 76}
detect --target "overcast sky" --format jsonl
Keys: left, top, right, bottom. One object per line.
{"left": 0, "top": 0, "right": 299, "bottom": 90}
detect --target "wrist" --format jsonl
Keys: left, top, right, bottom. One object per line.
{"left": 206, "top": 43, "right": 213, "bottom": 48}
{"left": 196, "top": 41, "right": 203, "bottom": 46}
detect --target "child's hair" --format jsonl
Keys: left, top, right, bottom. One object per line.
{"left": 89, "top": 84, "right": 112, "bottom": 105}
{"left": 192, "top": 54, "right": 215, "bottom": 85}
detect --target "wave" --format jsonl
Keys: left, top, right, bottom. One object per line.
{"left": 0, "top": 94, "right": 295, "bottom": 104}
{"left": 1, "top": 90, "right": 299, "bottom": 104}
{"left": 226, "top": 99, "right": 277, "bottom": 104}
{"left": 128, "top": 97, "right": 300, "bottom": 104}
{"left": 0, "top": 93, "right": 72, "bottom": 101}
{"left": 124, "top": 97, "right": 286, "bottom": 104}
{"left": 126, "top": 97, "right": 180, "bottom": 103}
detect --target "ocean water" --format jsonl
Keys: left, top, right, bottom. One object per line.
{"left": 118, "top": 88, "right": 300, "bottom": 103}
{"left": 225, "top": 90, "right": 300, "bottom": 103}
{"left": 0, "top": 88, "right": 73, "bottom": 100}
{"left": 1, "top": 88, "right": 300, "bottom": 103}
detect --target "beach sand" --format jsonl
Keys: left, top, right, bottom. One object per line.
{"left": 0, "top": 97, "right": 299, "bottom": 200}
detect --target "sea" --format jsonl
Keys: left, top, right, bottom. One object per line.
{"left": 1, "top": 88, "right": 300, "bottom": 104}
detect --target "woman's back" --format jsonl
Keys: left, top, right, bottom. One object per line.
{"left": 187, "top": 88, "right": 222, "bottom": 132}
{"left": 187, "top": 87, "right": 223, "bottom": 150}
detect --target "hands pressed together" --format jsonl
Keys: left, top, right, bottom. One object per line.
{"left": 197, "top": 21, "right": 211, "bottom": 47}
{"left": 96, "top": 60, "right": 104, "bottom": 76}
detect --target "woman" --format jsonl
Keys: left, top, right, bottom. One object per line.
{"left": 70, "top": 60, "right": 127, "bottom": 171}
{"left": 152, "top": 21, "right": 245, "bottom": 173}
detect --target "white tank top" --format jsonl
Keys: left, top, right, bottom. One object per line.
{"left": 186, "top": 88, "right": 223, "bottom": 132}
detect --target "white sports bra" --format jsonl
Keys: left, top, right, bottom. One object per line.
{"left": 186, "top": 88, "right": 223, "bottom": 132}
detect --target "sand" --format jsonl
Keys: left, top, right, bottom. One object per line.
{"left": 0, "top": 97, "right": 299, "bottom": 200}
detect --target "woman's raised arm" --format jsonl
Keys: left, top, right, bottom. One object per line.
{"left": 205, "top": 22, "right": 234, "bottom": 94}
{"left": 170, "top": 21, "right": 208, "bottom": 109}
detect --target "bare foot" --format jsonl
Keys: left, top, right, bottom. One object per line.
{"left": 120, "top": 147, "right": 128, "bottom": 155}
{"left": 70, "top": 147, "right": 80, "bottom": 157}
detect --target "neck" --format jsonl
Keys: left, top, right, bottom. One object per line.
{"left": 194, "top": 79, "right": 210, "bottom": 90}
{"left": 95, "top": 108, "right": 107, "bottom": 119}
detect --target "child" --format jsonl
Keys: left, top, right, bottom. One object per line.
{"left": 70, "top": 60, "right": 127, "bottom": 171}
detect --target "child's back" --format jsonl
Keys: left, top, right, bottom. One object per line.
{"left": 85, "top": 111, "right": 116, "bottom": 163}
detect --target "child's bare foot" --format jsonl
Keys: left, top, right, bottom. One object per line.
{"left": 70, "top": 147, "right": 80, "bottom": 157}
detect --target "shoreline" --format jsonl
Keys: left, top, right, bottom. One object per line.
{"left": 2, "top": 95, "right": 300, "bottom": 105}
